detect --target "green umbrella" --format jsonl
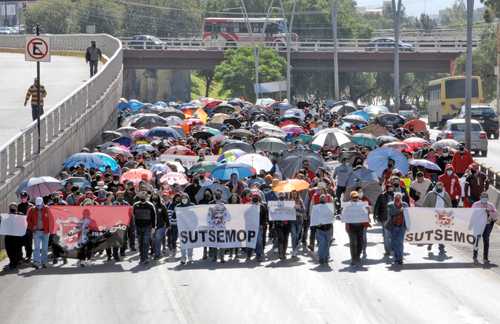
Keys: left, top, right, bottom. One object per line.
{"left": 189, "top": 161, "right": 218, "bottom": 174}
{"left": 351, "top": 133, "right": 378, "bottom": 148}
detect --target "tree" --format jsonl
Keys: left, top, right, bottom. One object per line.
{"left": 24, "top": 0, "right": 75, "bottom": 34}
{"left": 214, "top": 47, "right": 286, "bottom": 100}
{"left": 76, "top": 0, "right": 124, "bottom": 34}
{"left": 439, "top": 0, "right": 467, "bottom": 27}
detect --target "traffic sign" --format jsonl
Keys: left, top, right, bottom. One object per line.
{"left": 25, "top": 36, "right": 51, "bottom": 62}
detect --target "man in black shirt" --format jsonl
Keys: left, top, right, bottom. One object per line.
{"left": 133, "top": 191, "right": 156, "bottom": 264}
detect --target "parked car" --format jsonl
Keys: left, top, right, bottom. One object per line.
{"left": 436, "top": 118, "right": 488, "bottom": 156}
{"left": 366, "top": 37, "right": 414, "bottom": 52}
{"left": 458, "top": 104, "right": 499, "bottom": 139}
{"left": 127, "top": 35, "right": 165, "bottom": 49}
{"left": 0, "top": 26, "right": 14, "bottom": 35}
{"left": 399, "top": 109, "right": 419, "bottom": 120}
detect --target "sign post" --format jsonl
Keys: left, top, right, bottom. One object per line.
{"left": 25, "top": 25, "right": 50, "bottom": 154}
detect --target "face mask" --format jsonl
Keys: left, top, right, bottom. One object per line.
{"left": 387, "top": 188, "right": 394, "bottom": 193}
{"left": 181, "top": 198, "right": 188, "bottom": 204}
{"left": 443, "top": 153, "right": 448, "bottom": 157}
{"left": 481, "top": 198, "right": 488, "bottom": 204}
{"left": 9, "top": 208, "right": 16, "bottom": 213}
{"left": 113, "top": 181, "right": 119, "bottom": 184}
{"left": 436, "top": 187, "right": 443, "bottom": 193}
{"left": 446, "top": 170, "right": 452, "bottom": 176}
{"left": 252, "top": 198, "right": 259, "bottom": 203}
{"left": 319, "top": 198, "right": 325, "bottom": 204}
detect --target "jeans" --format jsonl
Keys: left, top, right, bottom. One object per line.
{"left": 335, "top": 186, "right": 346, "bottom": 214}
{"left": 255, "top": 226, "right": 264, "bottom": 258}
{"left": 136, "top": 226, "right": 152, "bottom": 262}
{"left": 154, "top": 227, "right": 167, "bottom": 258}
{"left": 382, "top": 226, "right": 392, "bottom": 254}
{"left": 167, "top": 224, "right": 178, "bottom": 251}
{"left": 474, "top": 221, "right": 495, "bottom": 260}
{"left": 89, "top": 60, "right": 98, "bottom": 77}
{"left": 316, "top": 227, "right": 332, "bottom": 263}
{"left": 33, "top": 230, "right": 49, "bottom": 266}
{"left": 290, "top": 218, "right": 303, "bottom": 253}
{"left": 346, "top": 224, "right": 364, "bottom": 262}
{"left": 181, "top": 247, "right": 193, "bottom": 260}
{"left": 390, "top": 226, "right": 406, "bottom": 262}
{"left": 276, "top": 223, "right": 291, "bottom": 258}
{"left": 31, "top": 105, "right": 44, "bottom": 121}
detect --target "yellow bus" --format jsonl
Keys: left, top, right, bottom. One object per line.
{"left": 426, "top": 76, "right": 484, "bottom": 127}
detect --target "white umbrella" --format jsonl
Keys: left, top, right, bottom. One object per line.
{"left": 409, "top": 159, "right": 441, "bottom": 171}
{"left": 254, "top": 137, "right": 287, "bottom": 152}
{"left": 164, "top": 116, "right": 183, "bottom": 126}
{"left": 236, "top": 153, "right": 273, "bottom": 173}
{"left": 24, "top": 176, "right": 62, "bottom": 198}
{"left": 312, "top": 129, "right": 351, "bottom": 148}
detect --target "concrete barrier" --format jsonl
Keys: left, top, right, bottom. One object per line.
{"left": 0, "top": 34, "right": 122, "bottom": 214}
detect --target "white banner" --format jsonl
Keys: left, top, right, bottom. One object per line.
{"left": 340, "top": 201, "right": 370, "bottom": 223}
{"left": 404, "top": 207, "right": 488, "bottom": 246}
{"left": 268, "top": 201, "right": 296, "bottom": 221}
{"left": 310, "top": 203, "right": 334, "bottom": 226}
{"left": 176, "top": 204, "right": 260, "bottom": 249}
{"left": 159, "top": 154, "right": 218, "bottom": 169}
{"left": 0, "top": 214, "right": 27, "bottom": 236}
{"left": 255, "top": 81, "right": 287, "bottom": 94}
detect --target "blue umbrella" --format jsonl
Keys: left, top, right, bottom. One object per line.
{"left": 146, "top": 126, "right": 182, "bottom": 139}
{"left": 63, "top": 152, "right": 119, "bottom": 172}
{"left": 150, "top": 163, "right": 170, "bottom": 174}
{"left": 351, "top": 110, "right": 370, "bottom": 121}
{"left": 131, "top": 144, "right": 156, "bottom": 154}
{"left": 128, "top": 99, "right": 144, "bottom": 112}
{"left": 211, "top": 162, "right": 256, "bottom": 180}
{"left": 154, "top": 101, "right": 167, "bottom": 108}
{"left": 112, "top": 136, "right": 132, "bottom": 147}
{"left": 366, "top": 147, "right": 408, "bottom": 177}
{"left": 61, "top": 177, "right": 92, "bottom": 191}
{"left": 116, "top": 100, "right": 129, "bottom": 111}
{"left": 351, "top": 133, "right": 377, "bottom": 148}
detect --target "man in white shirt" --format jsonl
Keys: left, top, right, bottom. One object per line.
{"left": 410, "top": 171, "right": 432, "bottom": 207}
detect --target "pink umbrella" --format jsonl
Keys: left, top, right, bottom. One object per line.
{"left": 132, "top": 129, "right": 149, "bottom": 140}
{"left": 383, "top": 141, "right": 411, "bottom": 152}
{"left": 160, "top": 172, "right": 188, "bottom": 185}
{"left": 403, "top": 137, "right": 429, "bottom": 151}
{"left": 165, "top": 145, "right": 195, "bottom": 156}
{"left": 281, "top": 124, "right": 304, "bottom": 136}
{"left": 183, "top": 118, "right": 204, "bottom": 127}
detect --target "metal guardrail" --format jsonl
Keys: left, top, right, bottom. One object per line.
{"left": 0, "top": 34, "right": 123, "bottom": 189}
{"left": 121, "top": 37, "right": 477, "bottom": 53}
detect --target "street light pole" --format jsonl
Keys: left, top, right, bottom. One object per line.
{"left": 36, "top": 24, "right": 41, "bottom": 154}
{"left": 286, "top": 0, "right": 296, "bottom": 103}
{"left": 238, "top": 0, "right": 259, "bottom": 100}
{"left": 392, "top": 0, "right": 402, "bottom": 113}
{"left": 464, "top": 0, "right": 474, "bottom": 151}
{"left": 496, "top": 20, "right": 500, "bottom": 116}
{"left": 332, "top": 0, "right": 339, "bottom": 99}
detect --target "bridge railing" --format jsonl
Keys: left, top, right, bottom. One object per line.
{"left": 121, "top": 37, "right": 477, "bottom": 53}
{"left": 0, "top": 34, "right": 122, "bottom": 211}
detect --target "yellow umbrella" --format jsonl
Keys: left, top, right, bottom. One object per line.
{"left": 272, "top": 179, "right": 310, "bottom": 193}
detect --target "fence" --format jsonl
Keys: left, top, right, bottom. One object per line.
{"left": 0, "top": 34, "right": 123, "bottom": 213}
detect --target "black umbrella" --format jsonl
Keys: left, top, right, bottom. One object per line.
{"left": 102, "top": 130, "right": 122, "bottom": 142}
{"left": 158, "top": 108, "right": 185, "bottom": 119}
{"left": 131, "top": 114, "right": 169, "bottom": 129}
{"left": 223, "top": 118, "right": 241, "bottom": 129}
{"left": 193, "top": 130, "right": 215, "bottom": 140}
{"left": 214, "top": 104, "right": 236, "bottom": 114}
{"left": 375, "top": 113, "right": 406, "bottom": 128}
{"left": 229, "top": 129, "right": 253, "bottom": 139}
{"left": 222, "top": 140, "right": 254, "bottom": 153}
{"left": 278, "top": 149, "right": 325, "bottom": 179}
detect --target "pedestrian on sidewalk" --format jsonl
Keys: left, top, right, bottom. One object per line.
{"left": 26, "top": 197, "right": 51, "bottom": 269}
{"left": 24, "top": 78, "right": 47, "bottom": 121}
{"left": 472, "top": 192, "right": 497, "bottom": 264}
{"left": 85, "top": 40, "right": 102, "bottom": 77}
{"left": 386, "top": 192, "right": 408, "bottom": 265}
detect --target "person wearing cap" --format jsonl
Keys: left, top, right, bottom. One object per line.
{"left": 438, "top": 164, "right": 462, "bottom": 207}
{"left": 132, "top": 191, "right": 156, "bottom": 265}
{"left": 386, "top": 192, "right": 408, "bottom": 265}
{"left": 451, "top": 143, "right": 473, "bottom": 177}
{"left": 410, "top": 171, "right": 432, "bottom": 207}
{"left": 26, "top": 197, "right": 52, "bottom": 269}
{"left": 17, "top": 191, "right": 33, "bottom": 262}
{"left": 3, "top": 202, "right": 24, "bottom": 270}
{"left": 343, "top": 191, "right": 370, "bottom": 265}
{"left": 471, "top": 192, "right": 497, "bottom": 263}
{"left": 464, "top": 163, "right": 489, "bottom": 206}
{"left": 423, "top": 181, "right": 452, "bottom": 255}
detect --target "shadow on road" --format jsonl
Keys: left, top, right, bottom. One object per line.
{"left": 386, "top": 262, "right": 496, "bottom": 272}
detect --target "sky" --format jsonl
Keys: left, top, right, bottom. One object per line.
{"left": 355, "top": 0, "right": 484, "bottom": 17}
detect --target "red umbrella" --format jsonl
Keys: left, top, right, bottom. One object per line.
{"left": 281, "top": 124, "right": 304, "bottom": 136}
{"left": 203, "top": 99, "right": 223, "bottom": 110}
{"left": 160, "top": 172, "right": 188, "bottom": 185}
{"left": 383, "top": 141, "right": 411, "bottom": 152}
{"left": 403, "top": 119, "right": 427, "bottom": 133}
{"left": 165, "top": 145, "right": 195, "bottom": 156}
{"left": 279, "top": 119, "right": 298, "bottom": 127}
{"left": 120, "top": 169, "right": 153, "bottom": 185}
{"left": 403, "top": 137, "right": 429, "bottom": 151}
{"left": 183, "top": 118, "right": 204, "bottom": 127}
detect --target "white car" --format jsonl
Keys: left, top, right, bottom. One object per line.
{"left": 436, "top": 119, "right": 488, "bottom": 156}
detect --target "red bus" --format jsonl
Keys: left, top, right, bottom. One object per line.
{"left": 202, "top": 17, "right": 298, "bottom": 48}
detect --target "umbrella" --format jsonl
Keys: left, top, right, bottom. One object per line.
{"left": 272, "top": 179, "right": 310, "bottom": 193}
{"left": 409, "top": 159, "right": 441, "bottom": 171}
{"left": 63, "top": 152, "right": 119, "bottom": 172}
{"left": 203, "top": 99, "right": 224, "bottom": 110}
{"left": 330, "top": 102, "right": 356, "bottom": 115}
{"left": 160, "top": 172, "right": 189, "bottom": 185}
{"left": 120, "top": 169, "right": 153, "bottom": 185}
{"left": 223, "top": 118, "right": 242, "bottom": 129}
{"left": 339, "top": 150, "right": 364, "bottom": 164}
{"left": 253, "top": 121, "right": 276, "bottom": 130}
{"left": 375, "top": 113, "right": 406, "bottom": 128}
{"left": 112, "top": 136, "right": 133, "bottom": 147}
{"left": 229, "top": 129, "right": 254, "bottom": 139}
{"left": 164, "top": 116, "right": 183, "bottom": 126}
{"left": 363, "top": 105, "right": 389, "bottom": 117}
{"left": 211, "top": 113, "right": 230, "bottom": 124}
{"left": 217, "top": 149, "right": 247, "bottom": 162}
{"left": 131, "top": 114, "right": 168, "bottom": 128}
{"left": 311, "top": 128, "right": 351, "bottom": 149}
{"left": 60, "top": 177, "right": 92, "bottom": 191}
{"left": 403, "top": 119, "right": 427, "bottom": 133}
{"left": 131, "top": 144, "right": 156, "bottom": 154}
{"left": 158, "top": 108, "right": 185, "bottom": 119}
{"left": 222, "top": 140, "right": 254, "bottom": 153}
{"left": 195, "top": 184, "right": 230, "bottom": 203}
{"left": 283, "top": 108, "right": 305, "bottom": 120}
{"left": 183, "top": 118, "right": 204, "bottom": 127}
{"left": 116, "top": 126, "right": 137, "bottom": 137}
{"left": 366, "top": 147, "right": 409, "bottom": 177}
{"left": 342, "top": 114, "right": 369, "bottom": 124}
{"left": 281, "top": 124, "right": 304, "bottom": 137}
{"left": 214, "top": 103, "right": 235, "bottom": 114}
{"left": 211, "top": 162, "right": 256, "bottom": 180}
{"left": 377, "top": 135, "right": 399, "bottom": 145}
{"left": 236, "top": 153, "right": 273, "bottom": 173}
{"left": 279, "top": 149, "right": 325, "bottom": 179}
{"left": 432, "top": 139, "right": 460, "bottom": 150}
{"left": 20, "top": 177, "right": 63, "bottom": 198}
{"left": 102, "top": 145, "right": 132, "bottom": 157}
{"left": 132, "top": 129, "right": 149, "bottom": 140}
{"left": 146, "top": 126, "right": 182, "bottom": 139}
{"left": 350, "top": 110, "right": 370, "bottom": 121}
{"left": 403, "top": 137, "right": 429, "bottom": 151}
{"left": 259, "top": 127, "right": 286, "bottom": 138}
{"left": 254, "top": 137, "right": 287, "bottom": 152}
{"left": 164, "top": 161, "right": 186, "bottom": 173}
{"left": 193, "top": 129, "right": 218, "bottom": 140}
{"left": 189, "top": 161, "right": 218, "bottom": 175}
{"left": 351, "top": 133, "right": 377, "bottom": 148}
{"left": 279, "top": 119, "right": 299, "bottom": 127}
{"left": 383, "top": 141, "right": 411, "bottom": 152}
{"left": 102, "top": 130, "right": 122, "bottom": 142}
{"left": 150, "top": 163, "right": 171, "bottom": 174}
{"left": 165, "top": 145, "right": 195, "bottom": 156}
{"left": 128, "top": 99, "right": 144, "bottom": 112}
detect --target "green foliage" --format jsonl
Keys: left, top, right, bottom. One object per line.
{"left": 439, "top": 0, "right": 467, "bottom": 27}
{"left": 214, "top": 47, "right": 286, "bottom": 101}
{"left": 24, "top": 0, "right": 75, "bottom": 34}
{"left": 76, "top": 0, "right": 124, "bottom": 34}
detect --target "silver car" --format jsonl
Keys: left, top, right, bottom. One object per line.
{"left": 436, "top": 119, "right": 488, "bottom": 156}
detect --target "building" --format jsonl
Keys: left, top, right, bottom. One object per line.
{"left": 0, "top": 0, "right": 38, "bottom": 29}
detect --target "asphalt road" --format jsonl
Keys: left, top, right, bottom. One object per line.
{"left": 0, "top": 53, "right": 89, "bottom": 145}
{"left": 1, "top": 223, "right": 499, "bottom": 324}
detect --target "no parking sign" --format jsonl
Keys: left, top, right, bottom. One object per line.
{"left": 25, "top": 36, "right": 51, "bottom": 62}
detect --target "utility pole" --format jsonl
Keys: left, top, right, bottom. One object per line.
{"left": 286, "top": 0, "right": 296, "bottom": 103}
{"left": 464, "top": 0, "right": 474, "bottom": 151}
{"left": 332, "top": 0, "right": 339, "bottom": 99}
{"left": 36, "top": 24, "right": 41, "bottom": 154}
{"left": 392, "top": 0, "right": 402, "bottom": 113}
{"left": 239, "top": 0, "right": 259, "bottom": 101}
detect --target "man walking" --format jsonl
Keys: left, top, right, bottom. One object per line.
{"left": 85, "top": 41, "right": 102, "bottom": 77}
{"left": 26, "top": 197, "right": 51, "bottom": 269}
{"left": 132, "top": 191, "right": 156, "bottom": 265}
{"left": 24, "top": 78, "right": 47, "bottom": 121}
